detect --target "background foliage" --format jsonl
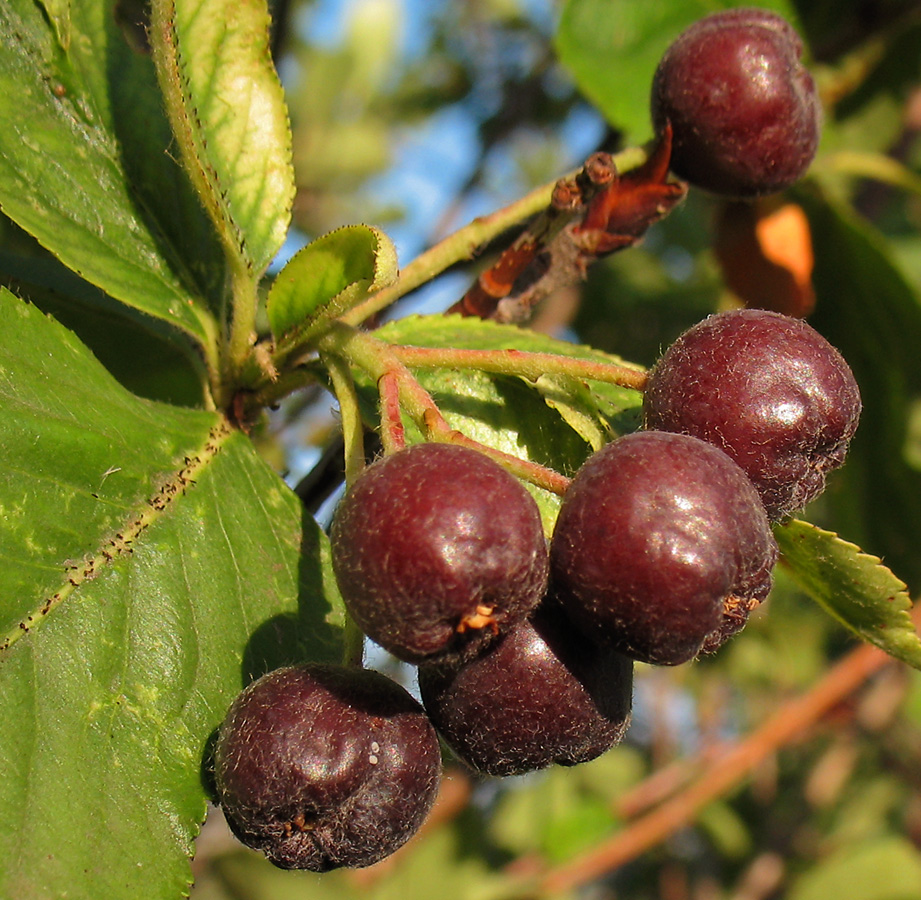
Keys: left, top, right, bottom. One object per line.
{"left": 2, "top": 0, "right": 921, "bottom": 898}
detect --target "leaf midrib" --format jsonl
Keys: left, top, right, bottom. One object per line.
{"left": 0, "top": 418, "right": 234, "bottom": 654}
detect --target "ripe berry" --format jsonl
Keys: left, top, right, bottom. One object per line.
{"left": 418, "top": 604, "right": 633, "bottom": 776}
{"left": 330, "top": 442, "right": 549, "bottom": 665}
{"left": 549, "top": 431, "right": 777, "bottom": 666}
{"left": 651, "top": 8, "right": 821, "bottom": 198}
{"left": 643, "top": 308, "right": 862, "bottom": 520}
{"left": 213, "top": 664, "right": 441, "bottom": 871}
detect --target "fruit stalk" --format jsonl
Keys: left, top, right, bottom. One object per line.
{"left": 322, "top": 352, "right": 368, "bottom": 667}
{"left": 391, "top": 344, "right": 648, "bottom": 391}
{"left": 316, "top": 322, "right": 572, "bottom": 494}
{"left": 323, "top": 352, "right": 366, "bottom": 488}
{"left": 377, "top": 370, "right": 407, "bottom": 455}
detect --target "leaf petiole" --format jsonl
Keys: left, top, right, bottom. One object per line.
{"left": 322, "top": 352, "right": 368, "bottom": 668}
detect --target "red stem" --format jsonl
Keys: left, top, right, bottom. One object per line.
{"left": 378, "top": 371, "right": 406, "bottom": 454}
{"left": 392, "top": 344, "right": 647, "bottom": 392}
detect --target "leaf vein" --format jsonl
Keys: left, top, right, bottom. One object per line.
{"left": 0, "top": 420, "right": 234, "bottom": 654}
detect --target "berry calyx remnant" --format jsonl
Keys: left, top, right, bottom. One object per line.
{"left": 214, "top": 664, "right": 441, "bottom": 872}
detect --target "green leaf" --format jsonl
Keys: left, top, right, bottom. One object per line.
{"left": 820, "top": 151, "right": 921, "bottom": 200}
{"left": 774, "top": 519, "right": 921, "bottom": 669}
{"left": 267, "top": 225, "right": 398, "bottom": 339}
{"left": 696, "top": 801, "right": 752, "bottom": 859}
{"left": 0, "top": 0, "right": 221, "bottom": 346}
{"left": 36, "top": 0, "right": 71, "bottom": 48}
{"left": 150, "top": 0, "right": 296, "bottom": 278}
{"left": 0, "top": 246, "right": 208, "bottom": 406}
{"left": 0, "top": 289, "right": 344, "bottom": 900}
{"left": 368, "top": 812, "right": 515, "bottom": 900}
{"left": 489, "top": 765, "right": 616, "bottom": 864}
{"left": 378, "top": 313, "right": 645, "bottom": 436}
{"left": 799, "top": 190, "right": 921, "bottom": 593}
{"left": 360, "top": 315, "right": 645, "bottom": 531}
{"left": 554, "top": 0, "right": 797, "bottom": 141}
{"left": 537, "top": 374, "right": 611, "bottom": 451}
{"left": 789, "top": 837, "right": 921, "bottom": 900}
{"left": 826, "top": 777, "right": 908, "bottom": 849}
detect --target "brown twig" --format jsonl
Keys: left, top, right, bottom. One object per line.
{"left": 447, "top": 152, "right": 617, "bottom": 319}
{"left": 449, "top": 126, "right": 687, "bottom": 324}
{"left": 537, "top": 638, "right": 893, "bottom": 895}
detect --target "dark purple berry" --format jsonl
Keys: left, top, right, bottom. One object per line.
{"left": 418, "top": 604, "right": 633, "bottom": 777}
{"left": 213, "top": 664, "right": 441, "bottom": 872}
{"left": 550, "top": 431, "right": 777, "bottom": 666}
{"left": 651, "top": 8, "right": 821, "bottom": 198}
{"left": 643, "top": 308, "right": 862, "bottom": 520}
{"left": 330, "top": 442, "right": 549, "bottom": 665}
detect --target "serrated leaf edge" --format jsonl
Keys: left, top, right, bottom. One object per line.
{"left": 269, "top": 224, "right": 399, "bottom": 341}
{"left": 778, "top": 519, "right": 911, "bottom": 595}
{"left": 777, "top": 518, "right": 918, "bottom": 659}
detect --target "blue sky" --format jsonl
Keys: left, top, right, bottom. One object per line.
{"left": 279, "top": 0, "right": 606, "bottom": 314}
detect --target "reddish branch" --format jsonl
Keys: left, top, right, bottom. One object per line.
{"left": 447, "top": 150, "right": 617, "bottom": 319}
{"left": 448, "top": 124, "right": 687, "bottom": 323}
{"left": 538, "top": 637, "right": 895, "bottom": 895}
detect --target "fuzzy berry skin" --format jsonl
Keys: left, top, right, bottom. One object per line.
{"left": 549, "top": 431, "right": 778, "bottom": 666}
{"left": 214, "top": 664, "right": 441, "bottom": 872}
{"left": 418, "top": 604, "right": 633, "bottom": 776}
{"left": 330, "top": 442, "right": 549, "bottom": 666}
{"left": 643, "top": 309, "right": 862, "bottom": 520}
{"left": 651, "top": 8, "right": 821, "bottom": 198}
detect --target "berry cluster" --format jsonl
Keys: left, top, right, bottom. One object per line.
{"left": 210, "top": 10, "right": 857, "bottom": 874}
{"left": 212, "top": 307, "right": 860, "bottom": 870}
{"left": 331, "top": 440, "right": 635, "bottom": 779}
